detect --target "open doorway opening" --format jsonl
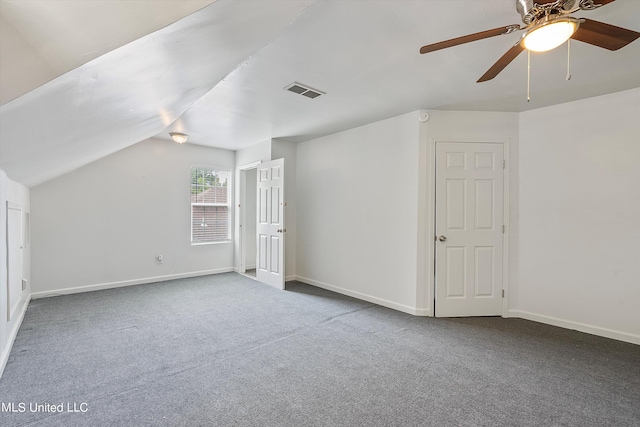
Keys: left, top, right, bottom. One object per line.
{"left": 240, "top": 166, "right": 257, "bottom": 278}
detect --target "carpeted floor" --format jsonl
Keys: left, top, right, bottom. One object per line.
{"left": 1, "top": 272, "right": 639, "bottom": 426}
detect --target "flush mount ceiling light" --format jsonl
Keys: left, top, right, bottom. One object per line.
{"left": 169, "top": 132, "right": 188, "bottom": 144}
{"left": 521, "top": 17, "right": 580, "bottom": 52}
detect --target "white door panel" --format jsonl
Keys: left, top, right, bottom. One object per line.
{"left": 435, "top": 142, "right": 504, "bottom": 317}
{"left": 256, "top": 158, "right": 285, "bottom": 289}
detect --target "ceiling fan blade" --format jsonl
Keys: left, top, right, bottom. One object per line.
{"left": 547, "top": 0, "right": 616, "bottom": 6}
{"left": 571, "top": 18, "right": 640, "bottom": 50}
{"left": 477, "top": 43, "right": 525, "bottom": 83}
{"left": 585, "top": 0, "right": 615, "bottom": 6}
{"left": 420, "top": 25, "right": 520, "bottom": 54}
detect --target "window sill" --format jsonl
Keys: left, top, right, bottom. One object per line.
{"left": 191, "top": 240, "right": 231, "bottom": 246}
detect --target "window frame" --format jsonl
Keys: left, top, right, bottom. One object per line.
{"left": 190, "top": 167, "right": 232, "bottom": 245}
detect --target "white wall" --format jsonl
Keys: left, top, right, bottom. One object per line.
{"left": 515, "top": 88, "right": 640, "bottom": 343}
{"left": 0, "top": 169, "right": 30, "bottom": 377}
{"left": 296, "top": 111, "right": 421, "bottom": 313}
{"left": 235, "top": 140, "right": 272, "bottom": 169}
{"left": 30, "top": 138, "right": 235, "bottom": 296}
{"left": 295, "top": 110, "right": 519, "bottom": 315}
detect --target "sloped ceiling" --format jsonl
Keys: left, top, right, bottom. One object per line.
{"left": 0, "top": 0, "right": 217, "bottom": 105}
{"left": 1, "top": 0, "right": 639, "bottom": 187}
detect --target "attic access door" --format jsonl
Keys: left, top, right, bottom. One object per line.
{"left": 435, "top": 142, "right": 505, "bottom": 317}
{"left": 256, "top": 158, "right": 285, "bottom": 290}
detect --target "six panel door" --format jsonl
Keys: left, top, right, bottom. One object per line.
{"left": 435, "top": 142, "right": 504, "bottom": 317}
{"left": 255, "top": 158, "right": 285, "bottom": 290}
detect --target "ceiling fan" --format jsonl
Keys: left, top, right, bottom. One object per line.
{"left": 419, "top": 0, "right": 640, "bottom": 82}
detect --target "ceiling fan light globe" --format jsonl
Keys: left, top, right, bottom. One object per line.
{"left": 523, "top": 20, "right": 579, "bottom": 52}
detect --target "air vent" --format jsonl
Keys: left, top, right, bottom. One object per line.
{"left": 284, "top": 82, "right": 325, "bottom": 99}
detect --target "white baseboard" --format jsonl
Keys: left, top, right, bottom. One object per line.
{"left": 285, "top": 275, "right": 297, "bottom": 282}
{"left": 413, "top": 307, "right": 432, "bottom": 316}
{"left": 30, "top": 268, "right": 235, "bottom": 299}
{"left": 1, "top": 295, "right": 31, "bottom": 379}
{"left": 295, "top": 275, "right": 429, "bottom": 316}
{"left": 509, "top": 309, "right": 640, "bottom": 346}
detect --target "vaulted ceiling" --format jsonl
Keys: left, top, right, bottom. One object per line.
{"left": 1, "top": 0, "right": 639, "bottom": 187}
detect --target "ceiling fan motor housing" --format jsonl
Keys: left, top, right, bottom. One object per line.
{"left": 516, "top": 0, "right": 577, "bottom": 24}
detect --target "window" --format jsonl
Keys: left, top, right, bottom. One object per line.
{"left": 191, "top": 168, "right": 231, "bottom": 243}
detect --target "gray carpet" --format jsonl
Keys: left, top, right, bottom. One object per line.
{"left": 1, "top": 272, "right": 639, "bottom": 426}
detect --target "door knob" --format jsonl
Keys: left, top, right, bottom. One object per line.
{"left": 438, "top": 235, "right": 447, "bottom": 242}
{"left": 276, "top": 228, "right": 286, "bottom": 233}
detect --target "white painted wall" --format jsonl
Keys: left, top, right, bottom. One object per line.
{"left": 515, "top": 88, "right": 640, "bottom": 343}
{"left": 271, "top": 139, "right": 297, "bottom": 281}
{"left": 296, "top": 111, "right": 421, "bottom": 313}
{"left": 235, "top": 139, "right": 272, "bottom": 169}
{"left": 295, "top": 110, "right": 519, "bottom": 316}
{"left": 0, "top": 169, "right": 30, "bottom": 377}
{"left": 30, "top": 138, "right": 235, "bottom": 296}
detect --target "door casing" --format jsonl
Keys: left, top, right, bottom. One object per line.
{"left": 238, "top": 161, "right": 261, "bottom": 276}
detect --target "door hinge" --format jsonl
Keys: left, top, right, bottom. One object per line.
{"left": 502, "top": 225, "right": 505, "bottom": 234}
{"left": 502, "top": 159, "right": 506, "bottom": 169}
{"left": 502, "top": 289, "right": 505, "bottom": 298}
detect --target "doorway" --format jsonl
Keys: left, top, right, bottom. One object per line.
{"left": 434, "top": 141, "right": 508, "bottom": 317}
{"left": 239, "top": 166, "right": 258, "bottom": 278}
{"left": 237, "top": 158, "right": 286, "bottom": 289}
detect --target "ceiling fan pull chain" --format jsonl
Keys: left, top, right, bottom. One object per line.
{"left": 566, "top": 39, "right": 572, "bottom": 81}
{"left": 527, "top": 49, "right": 531, "bottom": 102}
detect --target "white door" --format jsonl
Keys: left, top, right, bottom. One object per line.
{"left": 256, "top": 158, "right": 285, "bottom": 289}
{"left": 435, "top": 142, "right": 504, "bottom": 317}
